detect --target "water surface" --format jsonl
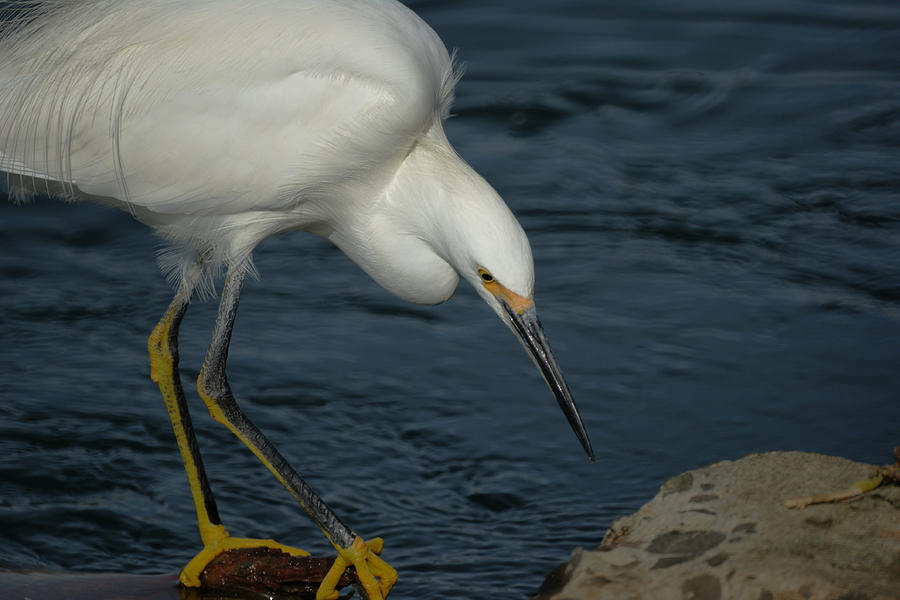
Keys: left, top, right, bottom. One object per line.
{"left": 1, "top": 1, "right": 899, "bottom": 598}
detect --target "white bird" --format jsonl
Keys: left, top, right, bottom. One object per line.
{"left": 0, "top": 1, "right": 593, "bottom": 598}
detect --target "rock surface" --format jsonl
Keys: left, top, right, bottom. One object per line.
{"left": 535, "top": 451, "right": 900, "bottom": 600}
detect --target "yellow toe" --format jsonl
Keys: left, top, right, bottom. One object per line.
{"left": 316, "top": 536, "right": 396, "bottom": 600}
{"left": 179, "top": 530, "right": 311, "bottom": 588}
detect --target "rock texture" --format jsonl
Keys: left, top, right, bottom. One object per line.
{"left": 535, "top": 452, "right": 900, "bottom": 600}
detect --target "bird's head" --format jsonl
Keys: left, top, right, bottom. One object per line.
{"left": 331, "top": 126, "right": 593, "bottom": 460}
{"left": 449, "top": 204, "right": 595, "bottom": 462}
{"left": 410, "top": 134, "right": 594, "bottom": 461}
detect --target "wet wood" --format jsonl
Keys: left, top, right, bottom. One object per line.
{"left": 0, "top": 549, "right": 354, "bottom": 600}
{"left": 199, "top": 547, "right": 354, "bottom": 597}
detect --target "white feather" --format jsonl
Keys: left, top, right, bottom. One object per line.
{"left": 0, "top": 0, "right": 530, "bottom": 303}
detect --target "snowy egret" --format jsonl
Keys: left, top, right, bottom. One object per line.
{"left": 0, "top": 0, "right": 593, "bottom": 598}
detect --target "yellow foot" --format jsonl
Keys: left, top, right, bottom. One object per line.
{"left": 180, "top": 524, "right": 311, "bottom": 587}
{"left": 316, "top": 537, "right": 397, "bottom": 600}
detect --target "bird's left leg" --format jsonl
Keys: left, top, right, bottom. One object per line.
{"left": 194, "top": 262, "right": 397, "bottom": 600}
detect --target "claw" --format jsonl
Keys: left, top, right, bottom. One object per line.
{"left": 317, "top": 536, "right": 397, "bottom": 600}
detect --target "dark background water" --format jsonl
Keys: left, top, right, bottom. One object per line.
{"left": 1, "top": 1, "right": 899, "bottom": 598}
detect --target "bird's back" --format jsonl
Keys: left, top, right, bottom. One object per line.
{"left": 0, "top": 0, "right": 457, "bottom": 224}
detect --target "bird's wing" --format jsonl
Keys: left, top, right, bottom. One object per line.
{"left": 0, "top": 0, "right": 456, "bottom": 216}
{"left": 0, "top": 150, "right": 53, "bottom": 180}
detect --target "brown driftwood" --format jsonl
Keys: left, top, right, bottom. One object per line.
{"left": 0, "top": 550, "right": 357, "bottom": 600}
{"left": 197, "top": 547, "right": 355, "bottom": 598}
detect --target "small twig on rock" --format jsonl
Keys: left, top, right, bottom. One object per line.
{"left": 784, "top": 446, "right": 900, "bottom": 510}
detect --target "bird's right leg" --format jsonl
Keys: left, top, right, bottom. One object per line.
{"left": 148, "top": 278, "right": 227, "bottom": 553}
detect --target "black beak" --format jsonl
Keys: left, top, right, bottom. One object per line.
{"left": 499, "top": 300, "right": 594, "bottom": 461}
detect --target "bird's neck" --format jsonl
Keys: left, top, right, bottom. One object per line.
{"left": 320, "top": 126, "right": 465, "bottom": 304}
{"left": 323, "top": 123, "right": 516, "bottom": 306}
{"left": 386, "top": 126, "right": 500, "bottom": 269}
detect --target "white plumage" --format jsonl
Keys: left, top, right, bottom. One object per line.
{"left": 2, "top": 0, "right": 478, "bottom": 293}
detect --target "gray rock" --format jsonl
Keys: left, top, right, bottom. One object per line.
{"left": 535, "top": 451, "right": 900, "bottom": 600}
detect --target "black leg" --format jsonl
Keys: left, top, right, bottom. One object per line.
{"left": 194, "top": 263, "right": 397, "bottom": 599}
{"left": 148, "top": 278, "right": 223, "bottom": 544}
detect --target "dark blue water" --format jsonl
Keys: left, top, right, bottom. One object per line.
{"left": 1, "top": 1, "right": 899, "bottom": 598}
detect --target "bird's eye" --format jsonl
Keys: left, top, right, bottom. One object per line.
{"left": 478, "top": 269, "right": 494, "bottom": 283}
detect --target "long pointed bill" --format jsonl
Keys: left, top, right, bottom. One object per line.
{"left": 497, "top": 296, "right": 595, "bottom": 461}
